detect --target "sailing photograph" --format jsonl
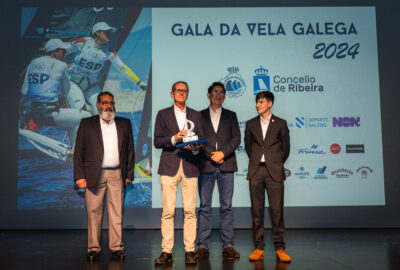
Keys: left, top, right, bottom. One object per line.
{"left": 17, "top": 7, "right": 152, "bottom": 209}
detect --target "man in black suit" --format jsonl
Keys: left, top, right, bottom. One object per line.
{"left": 244, "top": 91, "right": 291, "bottom": 263}
{"left": 196, "top": 82, "right": 241, "bottom": 259}
{"left": 154, "top": 81, "right": 204, "bottom": 265}
{"left": 74, "top": 91, "right": 135, "bottom": 261}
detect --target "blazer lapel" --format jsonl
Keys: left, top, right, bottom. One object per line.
{"left": 94, "top": 115, "right": 104, "bottom": 149}
{"left": 253, "top": 116, "right": 264, "bottom": 144}
{"left": 216, "top": 108, "right": 227, "bottom": 135}
{"left": 264, "top": 114, "right": 275, "bottom": 142}
{"left": 169, "top": 106, "right": 180, "bottom": 132}
{"left": 115, "top": 117, "right": 123, "bottom": 153}
{"left": 205, "top": 108, "right": 215, "bottom": 134}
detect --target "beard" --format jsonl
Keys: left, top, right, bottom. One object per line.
{"left": 98, "top": 107, "right": 116, "bottom": 121}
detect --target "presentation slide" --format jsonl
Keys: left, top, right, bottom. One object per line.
{"left": 151, "top": 7, "right": 384, "bottom": 207}
{"left": 17, "top": 7, "right": 384, "bottom": 210}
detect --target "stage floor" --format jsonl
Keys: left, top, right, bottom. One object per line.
{"left": 1, "top": 229, "right": 399, "bottom": 270}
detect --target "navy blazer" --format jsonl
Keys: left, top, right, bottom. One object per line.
{"left": 154, "top": 106, "right": 204, "bottom": 177}
{"left": 244, "top": 114, "right": 290, "bottom": 182}
{"left": 199, "top": 107, "right": 241, "bottom": 173}
{"left": 74, "top": 115, "right": 135, "bottom": 188}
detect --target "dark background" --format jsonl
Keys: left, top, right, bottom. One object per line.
{"left": 1, "top": 0, "right": 399, "bottom": 229}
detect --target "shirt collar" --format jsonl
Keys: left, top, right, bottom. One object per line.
{"left": 100, "top": 117, "right": 115, "bottom": 125}
{"left": 209, "top": 106, "right": 222, "bottom": 114}
{"left": 174, "top": 104, "right": 186, "bottom": 113}
{"left": 260, "top": 113, "right": 272, "bottom": 124}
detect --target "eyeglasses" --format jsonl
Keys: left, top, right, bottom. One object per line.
{"left": 100, "top": 101, "right": 115, "bottom": 106}
{"left": 211, "top": 90, "right": 225, "bottom": 96}
{"left": 173, "top": 89, "right": 189, "bottom": 94}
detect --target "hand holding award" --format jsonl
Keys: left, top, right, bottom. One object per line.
{"left": 176, "top": 119, "right": 208, "bottom": 149}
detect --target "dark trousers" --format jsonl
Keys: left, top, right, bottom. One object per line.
{"left": 249, "top": 164, "right": 285, "bottom": 250}
{"left": 197, "top": 168, "right": 234, "bottom": 249}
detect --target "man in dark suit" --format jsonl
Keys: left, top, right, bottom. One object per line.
{"left": 154, "top": 81, "right": 204, "bottom": 265}
{"left": 74, "top": 91, "right": 135, "bottom": 261}
{"left": 244, "top": 91, "right": 291, "bottom": 263}
{"left": 196, "top": 82, "right": 241, "bottom": 259}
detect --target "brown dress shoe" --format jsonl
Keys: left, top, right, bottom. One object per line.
{"left": 276, "top": 249, "right": 291, "bottom": 263}
{"left": 249, "top": 249, "right": 264, "bottom": 261}
{"left": 185, "top": 252, "right": 197, "bottom": 264}
{"left": 222, "top": 246, "right": 240, "bottom": 259}
{"left": 195, "top": 247, "right": 209, "bottom": 258}
{"left": 154, "top": 252, "right": 173, "bottom": 264}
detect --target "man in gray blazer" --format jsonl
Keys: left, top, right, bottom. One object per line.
{"left": 244, "top": 91, "right": 291, "bottom": 263}
{"left": 74, "top": 91, "right": 135, "bottom": 261}
{"left": 196, "top": 82, "right": 241, "bottom": 259}
{"left": 154, "top": 81, "right": 204, "bottom": 265}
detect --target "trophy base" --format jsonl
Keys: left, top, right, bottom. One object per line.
{"left": 176, "top": 139, "right": 209, "bottom": 149}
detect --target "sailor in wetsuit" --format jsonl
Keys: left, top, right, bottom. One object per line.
{"left": 20, "top": 39, "right": 91, "bottom": 144}
{"left": 67, "top": 21, "right": 147, "bottom": 114}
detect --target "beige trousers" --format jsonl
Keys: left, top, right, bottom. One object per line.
{"left": 85, "top": 169, "right": 124, "bottom": 252}
{"left": 160, "top": 161, "right": 198, "bottom": 253}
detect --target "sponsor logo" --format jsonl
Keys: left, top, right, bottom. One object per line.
{"left": 236, "top": 145, "right": 246, "bottom": 153}
{"left": 330, "top": 143, "right": 341, "bottom": 154}
{"left": 289, "top": 116, "right": 328, "bottom": 128}
{"left": 294, "top": 166, "right": 310, "bottom": 179}
{"left": 331, "top": 168, "right": 353, "bottom": 178}
{"left": 235, "top": 168, "right": 248, "bottom": 177}
{"left": 220, "top": 66, "right": 246, "bottom": 98}
{"left": 356, "top": 166, "right": 373, "bottom": 178}
{"left": 332, "top": 117, "right": 360, "bottom": 127}
{"left": 285, "top": 168, "right": 291, "bottom": 179}
{"left": 314, "top": 166, "right": 328, "bottom": 179}
{"left": 253, "top": 65, "right": 270, "bottom": 94}
{"left": 346, "top": 144, "right": 365, "bottom": 153}
{"left": 297, "top": 144, "right": 327, "bottom": 155}
{"left": 272, "top": 74, "right": 324, "bottom": 93}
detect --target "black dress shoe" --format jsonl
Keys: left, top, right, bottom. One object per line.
{"left": 87, "top": 251, "right": 99, "bottom": 261}
{"left": 185, "top": 252, "right": 197, "bottom": 264}
{"left": 112, "top": 250, "right": 126, "bottom": 260}
{"left": 222, "top": 246, "right": 240, "bottom": 259}
{"left": 155, "top": 252, "right": 173, "bottom": 264}
{"left": 195, "top": 247, "right": 209, "bottom": 258}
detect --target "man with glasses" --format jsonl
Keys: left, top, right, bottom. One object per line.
{"left": 74, "top": 91, "right": 135, "bottom": 261}
{"left": 154, "top": 81, "right": 204, "bottom": 265}
{"left": 196, "top": 82, "right": 241, "bottom": 259}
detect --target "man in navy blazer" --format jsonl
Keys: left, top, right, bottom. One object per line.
{"left": 196, "top": 82, "right": 241, "bottom": 259}
{"left": 74, "top": 91, "right": 135, "bottom": 261}
{"left": 154, "top": 81, "right": 204, "bottom": 265}
{"left": 244, "top": 91, "right": 291, "bottom": 263}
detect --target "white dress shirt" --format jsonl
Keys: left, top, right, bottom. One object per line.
{"left": 209, "top": 106, "right": 222, "bottom": 150}
{"left": 100, "top": 118, "right": 119, "bottom": 168}
{"left": 260, "top": 113, "right": 272, "bottom": 162}
{"left": 171, "top": 104, "right": 187, "bottom": 145}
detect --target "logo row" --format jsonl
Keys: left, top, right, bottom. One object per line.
{"left": 285, "top": 166, "right": 373, "bottom": 179}
{"left": 238, "top": 117, "right": 362, "bottom": 129}
{"left": 236, "top": 144, "right": 365, "bottom": 154}
{"left": 220, "top": 65, "right": 325, "bottom": 98}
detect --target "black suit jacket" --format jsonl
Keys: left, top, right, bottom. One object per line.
{"left": 154, "top": 106, "right": 204, "bottom": 177}
{"left": 199, "top": 108, "right": 241, "bottom": 173}
{"left": 74, "top": 115, "right": 135, "bottom": 188}
{"left": 244, "top": 114, "right": 290, "bottom": 182}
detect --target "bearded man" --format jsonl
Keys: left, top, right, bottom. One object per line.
{"left": 74, "top": 91, "right": 135, "bottom": 261}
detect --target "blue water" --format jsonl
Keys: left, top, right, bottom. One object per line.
{"left": 17, "top": 111, "right": 152, "bottom": 209}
